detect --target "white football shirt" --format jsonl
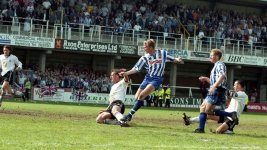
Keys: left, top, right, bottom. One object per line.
{"left": 225, "top": 91, "right": 248, "bottom": 118}
{"left": 0, "top": 54, "right": 22, "bottom": 76}
{"left": 109, "top": 79, "right": 128, "bottom": 103}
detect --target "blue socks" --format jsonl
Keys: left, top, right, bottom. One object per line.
{"left": 199, "top": 112, "right": 207, "bottom": 131}
{"left": 128, "top": 100, "right": 144, "bottom": 116}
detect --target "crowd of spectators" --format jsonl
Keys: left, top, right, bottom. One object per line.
{"left": 0, "top": 0, "right": 266, "bottom": 44}
{"left": 18, "top": 63, "right": 112, "bottom": 93}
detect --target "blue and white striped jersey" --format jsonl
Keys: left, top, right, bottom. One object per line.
{"left": 133, "top": 49, "right": 175, "bottom": 77}
{"left": 210, "top": 61, "right": 227, "bottom": 89}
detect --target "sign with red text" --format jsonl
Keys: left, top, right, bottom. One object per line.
{"left": 247, "top": 103, "right": 267, "bottom": 113}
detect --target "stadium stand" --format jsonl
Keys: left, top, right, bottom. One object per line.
{"left": 0, "top": 0, "right": 266, "bottom": 100}
{"left": 0, "top": 0, "right": 265, "bottom": 56}
{"left": 0, "top": 0, "right": 266, "bottom": 43}
{"left": 19, "top": 63, "right": 111, "bottom": 93}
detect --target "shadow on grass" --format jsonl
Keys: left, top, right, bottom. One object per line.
{"left": 5, "top": 99, "right": 107, "bottom": 107}
{"left": 128, "top": 122, "right": 186, "bottom": 132}
{"left": 235, "top": 133, "right": 267, "bottom": 138}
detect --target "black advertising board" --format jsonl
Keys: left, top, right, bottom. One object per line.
{"left": 55, "top": 39, "right": 137, "bottom": 55}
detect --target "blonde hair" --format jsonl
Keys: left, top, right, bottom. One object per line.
{"left": 211, "top": 49, "right": 222, "bottom": 59}
{"left": 144, "top": 39, "right": 156, "bottom": 49}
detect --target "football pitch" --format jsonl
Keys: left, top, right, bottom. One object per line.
{"left": 0, "top": 101, "right": 266, "bottom": 150}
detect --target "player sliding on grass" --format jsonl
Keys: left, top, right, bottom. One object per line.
{"left": 96, "top": 69, "right": 130, "bottom": 127}
{"left": 119, "top": 39, "right": 183, "bottom": 123}
{"left": 183, "top": 80, "right": 248, "bottom": 134}
{"left": 0, "top": 45, "right": 23, "bottom": 107}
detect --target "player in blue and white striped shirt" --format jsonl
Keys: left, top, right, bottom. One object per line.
{"left": 120, "top": 39, "right": 183, "bottom": 124}
{"left": 195, "top": 48, "right": 227, "bottom": 133}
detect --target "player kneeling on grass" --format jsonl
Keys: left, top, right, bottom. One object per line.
{"left": 96, "top": 69, "right": 129, "bottom": 127}
{"left": 0, "top": 45, "right": 23, "bottom": 107}
{"left": 183, "top": 80, "right": 247, "bottom": 134}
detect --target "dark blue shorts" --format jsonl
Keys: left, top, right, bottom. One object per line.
{"left": 206, "top": 88, "right": 226, "bottom": 105}
{"left": 139, "top": 75, "right": 163, "bottom": 90}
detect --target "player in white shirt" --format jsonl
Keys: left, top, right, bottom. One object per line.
{"left": 96, "top": 69, "right": 129, "bottom": 126}
{"left": 183, "top": 80, "right": 248, "bottom": 134}
{"left": 0, "top": 45, "right": 23, "bottom": 106}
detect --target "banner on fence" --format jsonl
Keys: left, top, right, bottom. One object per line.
{"left": 247, "top": 102, "right": 267, "bottom": 113}
{"left": 55, "top": 39, "right": 138, "bottom": 55}
{"left": 0, "top": 33, "right": 54, "bottom": 48}
{"left": 189, "top": 51, "right": 210, "bottom": 61}
{"left": 33, "top": 88, "right": 204, "bottom": 108}
{"left": 224, "top": 54, "right": 267, "bottom": 66}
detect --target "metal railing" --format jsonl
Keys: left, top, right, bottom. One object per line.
{"left": 0, "top": 17, "right": 266, "bottom": 57}
{"left": 189, "top": 36, "right": 267, "bottom": 56}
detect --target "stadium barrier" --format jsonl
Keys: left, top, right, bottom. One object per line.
{"left": 32, "top": 86, "right": 204, "bottom": 108}
{"left": 0, "top": 17, "right": 266, "bottom": 57}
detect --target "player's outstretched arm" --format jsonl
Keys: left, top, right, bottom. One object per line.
{"left": 173, "top": 57, "right": 184, "bottom": 64}
{"left": 118, "top": 68, "right": 129, "bottom": 82}
{"left": 119, "top": 68, "right": 138, "bottom": 77}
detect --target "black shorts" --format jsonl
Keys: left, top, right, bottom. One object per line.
{"left": 218, "top": 115, "right": 236, "bottom": 130}
{"left": 106, "top": 100, "right": 125, "bottom": 119}
{"left": 218, "top": 115, "right": 225, "bottom": 124}
{"left": 2, "top": 71, "right": 14, "bottom": 85}
{"left": 225, "top": 117, "right": 236, "bottom": 130}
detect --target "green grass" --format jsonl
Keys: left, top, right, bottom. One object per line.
{"left": 0, "top": 101, "right": 267, "bottom": 150}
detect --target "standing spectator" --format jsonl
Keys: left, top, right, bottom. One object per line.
{"left": 243, "top": 96, "right": 249, "bottom": 112}
{"left": 153, "top": 89, "right": 159, "bottom": 107}
{"left": 101, "top": 81, "right": 109, "bottom": 93}
{"left": 158, "top": 85, "right": 164, "bottom": 107}
{"left": 127, "top": 78, "right": 132, "bottom": 94}
{"left": 133, "top": 22, "right": 142, "bottom": 38}
{"left": 42, "top": 0, "right": 51, "bottom": 21}
{"left": 164, "top": 85, "right": 171, "bottom": 108}
{"left": 26, "top": 2, "right": 34, "bottom": 15}
{"left": 23, "top": 14, "right": 31, "bottom": 32}
{"left": 250, "top": 88, "right": 257, "bottom": 103}
{"left": 24, "top": 77, "right": 32, "bottom": 101}
{"left": 87, "top": 2, "right": 94, "bottom": 14}
{"left": 84, "top": 13, "right": 93, "bottom": 32}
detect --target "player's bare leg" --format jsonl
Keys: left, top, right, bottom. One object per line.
{"left": 96, "top": 112, "right": 112, "bottom": 124}
{"left": 0, "top": 81, "right": 12, "bottom": 107}
{"left": 121, "top": 84, "right": 155, "bottom": 122}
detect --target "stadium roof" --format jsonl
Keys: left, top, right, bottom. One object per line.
{"left": 202, "top": 0, "right": 267, "bottom": 9}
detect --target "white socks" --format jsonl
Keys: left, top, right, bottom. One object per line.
{"left": 190, "top": 116, "right": 200, "bottom": 124}
{"left": 114, "top": 112, "right": 124, "bottom": 123}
